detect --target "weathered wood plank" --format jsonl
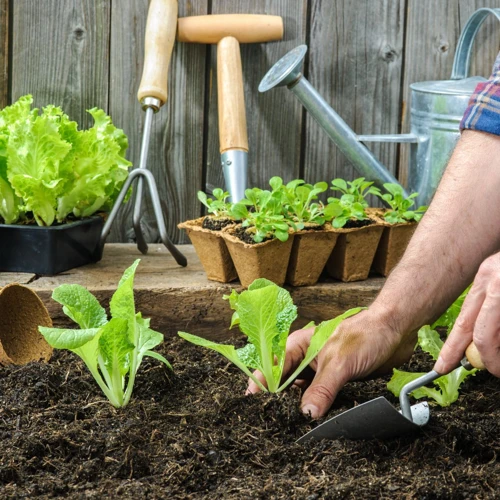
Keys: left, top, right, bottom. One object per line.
{"left": 0, "top": 273, "right": 36, "bottom": 288}
{"left": 0, "top": 0, "right": 8, "bottom": 109}
{"left": 11, "top": 0, "right": 110, "bottom": 130}
{"left": 304, "top": 0, "right": 406, "bottom": 204}
{"left": 399, "top": 0, "right": 500, "bottom": 186}
{"left": 108, "top": 0, "right": 208, "bottom": 245}
{"left": 30, "top": 244, "right": 384, "bottom": 341}
{"left": 204, "top": 0, "right": 307, "bottom": 194}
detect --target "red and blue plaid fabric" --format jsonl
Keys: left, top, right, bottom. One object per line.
{"left": 460, "top": 52, "right": 500, "bottom": 134}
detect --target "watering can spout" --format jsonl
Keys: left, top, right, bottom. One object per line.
{"left": 259, "top": 45, "right": 409, "bottom": 196}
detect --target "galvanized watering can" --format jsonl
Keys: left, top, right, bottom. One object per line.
{"left": 259, "top": 8, "right": 500, "bottom": 205}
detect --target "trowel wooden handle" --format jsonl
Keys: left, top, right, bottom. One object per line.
{"left": 217, "top": 36, "right": 248, "bottom": 153}
{"left": 177, "top": 14, "right": 283, "bottom": 44}
{"left": 137, "top": 0, "right": 178, "bottom": 105}
{"left": 465, "top": 341, "right": 485, "bottom": 370}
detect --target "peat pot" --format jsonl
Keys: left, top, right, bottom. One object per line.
{"left": 0, "top": 283, "right": 53, "bottom": 365}
{"left": 178, "top": 217, "right": 238, "bottom": 283}
{"left": 222, "top": 226, "right": 295, "bottom": 288}
{"left": 372, "top": 216, "right": 417, "bottom": 277}
{"left": 286, "top": 224, "right": 339, "bottom": 286}
{"left": 0, "top": 216, "right": 104, "bottom": 275}
{"left": 326, "top": 220, "right": 383, "bottom": 282}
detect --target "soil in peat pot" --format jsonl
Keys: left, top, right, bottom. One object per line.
{"left": 234, "top": 226, "right": 273, "bottom": 245}
{"left": 342, "top": 219, "right": 373, "bottom": 229}
{"left": 201, "top": 218, "right": 235, "bottom": 232}
{"left": 0, "top": 335, "right": 498, "bottom": 499}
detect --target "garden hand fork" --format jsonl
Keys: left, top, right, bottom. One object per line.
{"left": 102, "top": 0, "right": 187, "bottom": 267}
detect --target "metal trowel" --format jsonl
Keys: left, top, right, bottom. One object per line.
{"left": 298, "top": 341, "right": 484, "bottom": 443}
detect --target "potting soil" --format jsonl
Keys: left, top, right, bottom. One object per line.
{"left": 0, "top": 336, "right": 498, "bottom": 498}
{"left": 201, "top": 217, "right": 235, "bottom": 232}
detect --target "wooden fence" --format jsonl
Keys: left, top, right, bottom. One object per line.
{"left": 1, "top": 0, "right": 500, "bottom": 243}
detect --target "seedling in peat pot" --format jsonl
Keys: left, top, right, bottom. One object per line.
{"left": 179, "top": 278, "right": 362, "bottom": 392}
{"left": 39, "top": 260, "right": 171, "bottom": 408}
{"left": 327, "top": 177, "right": 380, "bottom": 228}
{"left": 277, "top": 177, "right": 342, "bottom": 228}
{"left": 379, "top": 183, "right": 427, "bottom": 224}
{"left": 231, "top": 187, "right": 292, "bottom": 242}
{"left": 330, "top": 177, "right": 381, "bottom": 207}
{"left": 198, "top": 188, "right": 233, "bottom": 219}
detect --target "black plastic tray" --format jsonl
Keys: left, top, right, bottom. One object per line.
{"left": 0, "top": 216, "right": 104, "bottom": 275}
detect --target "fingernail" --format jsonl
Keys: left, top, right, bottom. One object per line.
{"left": 434, "top": 356, "right": 444, "bottom": 373}
{"left": 301, "top": 404, "right": 320, "bottom": 419}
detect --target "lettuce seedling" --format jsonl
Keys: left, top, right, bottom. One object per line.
{"left": 198, "top": 188, "right": 232, "bottom": 218}
{"left": 179, "top": 279, "right": 362, "bottom": 392}
{"left": 39, "top": 260, "right": 171, "bottom": 408}
{"left": 330, "top": 177, "right": 381, "bottom": 207}
{"left": 379, "top": 183, "right": 427, "bottom": 224}
{"left": 387, "top": 289, "right": 476, "bottom": 407}
{"left": 276, "top": 177, "right": 342, "bottom": 228}
{"left": 231, "top": 187, "right": 292, "bottom": 242}
{"left": 326, "top": 194, "right": 369, "bottom": 228}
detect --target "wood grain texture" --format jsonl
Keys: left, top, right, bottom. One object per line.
{"left": 217, "top": 36, "right": 248, "bottom": 152}
{"left": 29, "top": 243, "right": 384, "bottom": 340}
{"left": 304, "top": 0, "right": 406, "bottom": 203}
{"left": 205, "top": 0, "right": 307, "bottom": 193}
{"left": 108, "top": 0, "right": 208, "bottom": 244}
{"left": 6, "top": 1, "right": 500, "bottom": 243}
{"left": 0, "top": 272, "right": 36, "bottom": 288}
{"left": 0, "top": 0, "right": 8, "bottom": 109}
{"left": 399, "top": 0, "right": 500, "bottom": 185}
{"left": 11, "top": 0, "right": 110, "bottom": 130}
{"left": 137, "top": 0, "right": 178, "bottom": 104}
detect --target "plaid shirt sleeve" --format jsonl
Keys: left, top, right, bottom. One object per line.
{"left": 460, "top": 51, "right": 500, "bottom": 134}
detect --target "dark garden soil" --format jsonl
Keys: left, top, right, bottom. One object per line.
{"left": 342, "top": 219, "right": 373, "bottom": 229}
{"left": 0, "top": 335, "right": 498, "bottom": 499}
{"left": 234, "top": 226, "right": 272, "bottom": 245}
{"left": 201, "top": 217, "right": 235, "bottom": 232}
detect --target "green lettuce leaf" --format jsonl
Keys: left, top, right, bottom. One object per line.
{"left": 52, "top": 284, "right": 108, "bottom": 329}
{"left": 39, "top": 326, "right": 100, "bottom": 350}
{"left": 56, "top": 108, "right": 131, "bottom": 221}
{"left": 387, "top": 303, "right": 477, "bottom": 407}
{"left": 432, "top": 285, "right": 471, "bottom": 333}
{"left": 0, "top": 175, "right": 20, "bottom": 224}
{"left": 7, "top": 109, "right": 72, "bottom": 225}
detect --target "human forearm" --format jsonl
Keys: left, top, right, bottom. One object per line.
{"left": 372, "top": 130, "right": 500, "bottom": 334}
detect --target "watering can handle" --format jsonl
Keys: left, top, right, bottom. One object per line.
{"left": 451, "top": 8, "right": 500, "bottom": 80}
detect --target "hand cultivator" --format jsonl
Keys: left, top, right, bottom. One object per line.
{"left": 101, "top": 0, "right": 187, "bottom": 267}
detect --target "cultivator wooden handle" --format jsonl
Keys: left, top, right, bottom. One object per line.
{"left": 137, "top": 0, "right": 178, "bottom": 105}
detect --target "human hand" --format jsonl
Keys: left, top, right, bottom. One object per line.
{"left": 246, "top": 306, "right": 417, "bottom": 418}
{"left": 434, "top": 253, "right": 500, "bottom": 377}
